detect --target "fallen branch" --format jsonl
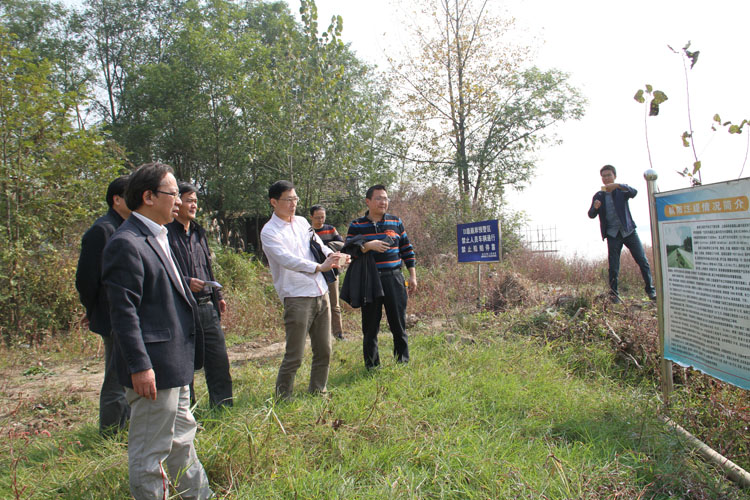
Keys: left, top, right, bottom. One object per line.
{"left": 661, "top": 415, "right": 750, "bottom": 489}
{"left": 604, "top": 318, "right": 642, "bottom": 370}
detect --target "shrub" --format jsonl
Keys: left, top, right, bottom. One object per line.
{"left": 388, "top": 184, "right": 524, "bottom": 265}
{"left": 0, "top": 234, "right": 85, "bottom": 346}
{"left": 211, "top": 247, "right": 283, "bottom": 340}
{"left": 212, "top": 246, "right": 263, "bottom": 291}
{"left": 484, "top": 267, "right": 536, "bottom": 312}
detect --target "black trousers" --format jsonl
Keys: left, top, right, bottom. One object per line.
{"left": 361, "top": 270, "right": 409, "bottom": 368}
{"left": 191, "top": 303, "right": 233, "bottom": 407}
{"left": 606, "top": 231, "right": 655, "bottom": 297}
{"left": 100, "top": 335, "right": 130, "bottom": 434}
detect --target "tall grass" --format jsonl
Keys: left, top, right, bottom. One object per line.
{"left": 1, "top": 331, "right": 745, "bottom": 499}
{"left": 508, "top": 246, "right": 655, "bottom": 294}
{"left": 2, "top": 237, "right": 748, "bottom": 498}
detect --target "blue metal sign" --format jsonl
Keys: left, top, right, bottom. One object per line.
{"left": 457, "top": 220, "right": 501, "bottom": 263}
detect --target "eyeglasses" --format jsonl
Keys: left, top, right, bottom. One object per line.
{"left": 279, "top": 197, "right": 299, "bottom": 203}
{"left": 372, "top": 196, "right": 389, "bottom": 202}
{"left": 154, "top": 190, "right": 179, "bottom": 198}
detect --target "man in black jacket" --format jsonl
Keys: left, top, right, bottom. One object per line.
{"left": 167, "top": 182, "right": 233, "bottom": 408}
{"left": 75, "top": 175, "right": 131, "bottom": 435}
{"left": 588, "top": 165, "right": 656, "bottom": 302}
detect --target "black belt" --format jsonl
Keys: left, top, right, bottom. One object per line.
{"left": 196, "top": 296, "right": 212, "bottom": 305}
{"left": 378, "top": 268, "right": 401, "bottom": 275}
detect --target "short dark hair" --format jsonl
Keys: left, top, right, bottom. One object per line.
{"left": 366, "top": 184, "right": 387, "bottom": 199}
{"left": 106, "top": 175, "right": 130, "bottom": 208}
{"left": 600, "top": 165, "right": 617, "bottom": 176}
{"left": 310, "top": 204, "right": 325, "bottom": 216}
{"left": 268, "top": 180, "right": 294, "bottom": 200}
{"left": 125, "top": 162, "right": 174, "bottom": 211}
{"left": 178, "top": 181, "right": 198, "bottom": 197}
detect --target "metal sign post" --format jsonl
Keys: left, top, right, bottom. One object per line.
{"left": 477, "top": 262, "right": 481, "bottom": 309}
{"left": 644, "top": 169, "right": 673, "bottom": 407}
{"left": 457, "top": 220, "right": 501, "bottom": 310}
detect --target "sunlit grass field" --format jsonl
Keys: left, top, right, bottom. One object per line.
{"left": 3, "top": 323, "right": 744, "bottom": 499}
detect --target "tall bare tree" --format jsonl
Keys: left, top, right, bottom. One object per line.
{"left": 389, "top": 0, "right": 585, "bottom": 207}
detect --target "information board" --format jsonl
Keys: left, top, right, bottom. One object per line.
{"left": 655, "top": 178, "right": 750, "bottom": 390}
{"left": 457, "top": 220, "right": 501, "bottom": 263}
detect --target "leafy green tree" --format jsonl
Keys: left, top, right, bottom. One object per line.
{"left": 82, "top": 0, "right": 185, "bottom": 127}
{"left": 0, "top": 0, "right": 91, "bottom": 125}
{"left": 388, "top": 0, "right": 585, "bottom": 208}
{"left": 114, "top": 0, "right": 400, "bottom": 247}
{"left": 0, "top": 30, "right": 123, "bottom": 343}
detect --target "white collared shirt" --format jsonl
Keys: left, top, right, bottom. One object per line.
{"left": 260, "top": 213, "right": 331, "bottom": 300}
{"left": 132, "top": 211, "right": 185, "bottom": 294}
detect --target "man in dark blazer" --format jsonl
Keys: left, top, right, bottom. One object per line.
{"left": 75, "top": 175, "right": 131, "bottom": 435}
{"left": 102, "top": 163, "right": 212, "bottom": 500}
{"left": 588, "top": 164, "right": 656, "bottom": 302}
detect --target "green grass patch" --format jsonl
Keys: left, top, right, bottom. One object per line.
{"left": 1, "top": 331, "right": 745, "bottom": 499}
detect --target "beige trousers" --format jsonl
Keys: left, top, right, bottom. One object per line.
{"left": 276, "top": 293, "right": 332, "bottom": 398}
{"left": 126, "top": 386, "right": 212, "bottom": 500}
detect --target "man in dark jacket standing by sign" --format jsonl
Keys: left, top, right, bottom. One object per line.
{"left": 588, "top": 164, "right": 656, "bottom": 302}
{"left": 75, "top": 175, "right": 131, "bottom": 435}
{"left": 167, "top": 182, "right": 233, "bottom": 408}
{"left": 346, "top": 184, "right": 417, "bottom": 369}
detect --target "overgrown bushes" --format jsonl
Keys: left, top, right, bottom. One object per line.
{"left": 211, "top": 246, "right": 283, "bottom": 341}
{"left": 0, "top": 32, "right": 124, "bottom": 345}
{"left": 388, "top": 184, "right": 525, "bottom": 264}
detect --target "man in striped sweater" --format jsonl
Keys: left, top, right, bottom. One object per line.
{"left": 346, "top": 185, "right": 417, "bottom": 369}
{"left": 310, "top": 204, "right": 346, "bottom": 340}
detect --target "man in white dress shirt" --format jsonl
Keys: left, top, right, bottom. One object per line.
{"left": 260, "top": 180, "right": 348, "bottom": 399}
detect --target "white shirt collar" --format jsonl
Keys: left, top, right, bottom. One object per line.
{"left": 132, "top": 211, "right": 166, "bottom": 238}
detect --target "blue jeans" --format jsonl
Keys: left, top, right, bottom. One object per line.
{"left": 606, "top": 231, "right": 656, "bottom": 297}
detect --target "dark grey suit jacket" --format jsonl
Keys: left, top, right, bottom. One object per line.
{"left": 102, "top": 215, "right": 203, "bottom": 390}
{"left": 588, "top": 184, "right": 638, "bottom": 240}
{"left": 75, "top": 208, "right": 125, "bottom": 336}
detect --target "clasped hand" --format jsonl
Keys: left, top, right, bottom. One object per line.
{"left": 364, "top": 239, "right": 390, "bottom": 253}
{"left": 318, "top": 252, "right": 349, "bottom": 273}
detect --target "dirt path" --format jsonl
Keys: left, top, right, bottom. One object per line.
{"left": 0, "top": 339, "right": 291, "bottom": 437}
{"left": 1, "top": 318, "right": 429, "bottom": 437}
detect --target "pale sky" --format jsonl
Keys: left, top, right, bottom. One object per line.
{"left": 295, "top": 0, "right": 750, "bottom": 259}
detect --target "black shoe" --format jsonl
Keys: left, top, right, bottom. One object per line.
{"left": 334, "top": 332, "right": 344, "bottom": 340}
{"left": 648, "top": 294, "right": 657, "bottom": 301}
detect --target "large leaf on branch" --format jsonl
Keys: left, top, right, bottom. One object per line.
{"left": 649, "top": 90, "right": 668, "bottom": 116}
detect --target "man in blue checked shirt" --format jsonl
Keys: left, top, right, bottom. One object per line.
{"left": 346, "top": 184, "right": 417, "bottom": 369}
